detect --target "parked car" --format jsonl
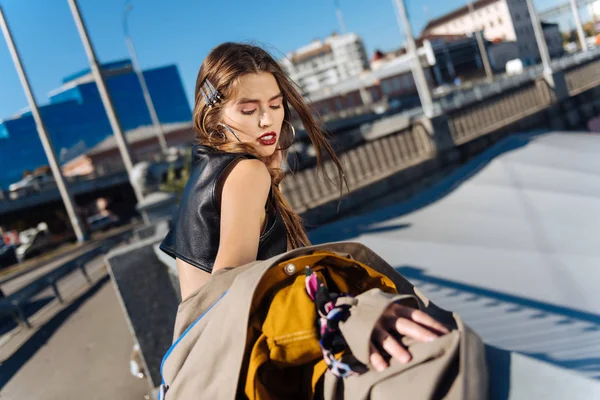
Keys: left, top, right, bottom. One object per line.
{"left": 0, "top": 241, "right": 18, "bottom": 268}
{"left": 15, "top": 224, "right": 53, "bottom": 262}
{"left": 8, "top": 174, "right": 55, "bottom": 199}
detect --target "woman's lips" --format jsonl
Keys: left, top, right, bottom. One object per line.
{"left": 258, "top": 132, "right": 277, "bottom": 146}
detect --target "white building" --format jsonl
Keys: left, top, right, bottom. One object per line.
{"left": 589, "top": 0, "right": 600, "bottom": 19}
{"left": 280, "top": 33, "right": 369, "bottom": 94}
{"left": 422, "top": 0, "right": 563, "bottom": 65}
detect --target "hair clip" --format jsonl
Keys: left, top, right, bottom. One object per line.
{"left": 200, "top": 78, "right": 222, "bottom": 108}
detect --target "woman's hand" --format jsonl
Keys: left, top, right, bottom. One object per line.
{"left": 369, "top": 303, "right": 449, "bottom": 371}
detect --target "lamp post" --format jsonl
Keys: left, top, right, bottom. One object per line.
{"left": 392, "top": 0, "right": 434, "bottom": 117}
{"left": 0, "top": 5, "right": 87, "bottom": 242}
{"left": 334, "top": 0, "right": 347, "bottom": 33}
{"left": 569, "top": 0, "right": 588, "bottom": 51}
{"left": 526, "top": 0, "right": 553, "bottom": 77}
{"left": 67, "top": 0, "right": 145, "bottom": 207}
{"left": 467, "top": 0, "right": 493, "bottom": 81}
{"left": 123, "top": 1, "right": 169, "bottom": 154}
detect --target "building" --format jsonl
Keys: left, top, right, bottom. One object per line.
{"left": 540, "top": 22, "right": 563, "bottom": 60}
{"left": 305, "top": 32, "right": 522, "bottom": 120}
{"left": 306, "top": 48, "right": 432, "bottom": 119}
{"left": 422, "top": 0, "right": 564, "bottom": 66}
{"left": 422, "top": 34, "right": 516, "bottom": 82}
{"left": 280, "top": 33, "right": 369, "bottom": 94}
{"left": 0, "top": 60, "right": 191, "bottom": 189}
{"left": 61, "top": 122, "right": 194, "bottom": 178}
{"left": 589, "top": 0, "right": 600, "bottom": 20}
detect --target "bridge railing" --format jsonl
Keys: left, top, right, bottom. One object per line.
{"left": 282, "top": 123, "right": 434, "bottom": 213}
{"left": 447, "top": 79, "right": 554, "bottom": 145}
{"left": 0, "top": 230, "right": 131, "bottom": 328}
{"left": 564, "top": 56, "right": 600, "bottom": 96}
{"left": 437, "top": 47, "right": 600, "bottom": 114}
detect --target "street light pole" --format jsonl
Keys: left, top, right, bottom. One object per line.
{"left": 67, "top": 0, "right": 145, "bottom": 206}
{"left": 467, "top": 1, "right": 493, "bottom": 81}
{"left": 392, "top": 0, "right": 434, "bottom": 118}
{"left": 526, "top": 0, "right": 553, "bottom": 76}
{"left": 334, "top": 0, "right": 347, "bottom": 34}
{"left": 0, "top": 5, "right": 87, "bottom": 243}
{"left": 123, "top": 2, "right": 169, "bottom": 154}
{"left": 332, "top": 1, "right": 371, "bottom": 109}
{"left": 569, "top": 0, "right": 588, "bottom": 52}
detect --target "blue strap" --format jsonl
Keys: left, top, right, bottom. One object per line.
{"left": 159, "top": 291, "right": 228, "bottom": 389}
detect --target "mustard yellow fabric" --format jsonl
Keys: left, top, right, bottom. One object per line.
{"left": 242, "top": 251, "right": 398, "bottom": 400}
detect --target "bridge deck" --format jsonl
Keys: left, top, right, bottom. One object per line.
{"left": 311, "top": 131, "right": 600, "bottom": 380}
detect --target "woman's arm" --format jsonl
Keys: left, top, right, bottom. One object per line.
{"left": 176, "top": 159, "right": 271, "bottom": 300}
{"left": 213, "top": 158, "right": 271, "bottom": 271}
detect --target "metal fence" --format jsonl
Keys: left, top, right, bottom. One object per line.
{"left": 282, "top": 123, "right": 434, "bottom": 213}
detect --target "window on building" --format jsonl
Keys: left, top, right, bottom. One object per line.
{"left": 347, "top": 95, "right": 354, "bottom": 107}
{"left": 498, "top": 17, "right": 502, "bottom": 25}
{"left": 490, "top": 21, "right": 495, "bottom": 28}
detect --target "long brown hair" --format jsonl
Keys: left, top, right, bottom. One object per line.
{"left": 192, "top": 42, "right": 344, "bottom": 248}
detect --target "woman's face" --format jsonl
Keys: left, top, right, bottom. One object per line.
{"left": 221, "top": 72, "right": 285, "bottom": 158}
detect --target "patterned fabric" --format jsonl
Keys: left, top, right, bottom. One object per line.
{"left": 304, "top": 267, "right": 368, "bottom": 378}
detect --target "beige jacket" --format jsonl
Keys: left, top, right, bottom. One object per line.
{"left": 159, "top": 241, "right": 487, "bottom": 399}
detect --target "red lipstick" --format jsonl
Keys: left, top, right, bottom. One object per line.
{"left": 258, "top": 131, "right": 277, "bottom": 146}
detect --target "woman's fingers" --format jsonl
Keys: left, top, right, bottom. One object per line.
{"left": 369, "top": 304, "right": 451, "bottom": 372}
{"left": 372, "top": 325, "right": 412, "bottom": 367}
{"left": 393, "top": 317, "right": 439, "bottom": 342}
{"left": 395, "top": 306, "right": 450, "bottom": 335}
{"left": 380, "top": 332, "right": 411, "bottom": 364}
{"left": 369, "top": 342, "right": 388, "bottom": 372}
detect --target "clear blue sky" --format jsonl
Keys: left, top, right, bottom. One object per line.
{"left": 0, "top": 0, "right": 575, "bottom": 120}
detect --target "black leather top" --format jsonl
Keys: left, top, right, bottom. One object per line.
{"left": 159, "top": 145, "right": 287, "bottom": 273}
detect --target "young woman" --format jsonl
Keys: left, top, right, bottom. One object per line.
{"left": 160, "top": 43, "right": 448, "bottom": 375}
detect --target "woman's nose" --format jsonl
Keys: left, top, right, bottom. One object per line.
{"left": 259, "top": 109, "right": 273, "bottom": 128}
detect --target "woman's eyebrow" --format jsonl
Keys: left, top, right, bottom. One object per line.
{"left": 236, "top": 93, "right": 283, "bottom": 105}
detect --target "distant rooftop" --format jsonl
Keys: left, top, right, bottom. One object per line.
{"left": 88, "top": 122, "right": 193, "bottom": 155}
{"left": 422, "top": 0, "right": 498, "bottom": 33}
{"left": 62, "top": 59, "right": 133, "bottom": 84}
{"left": 284, "top": 32, "right": 362, "bottom": 64}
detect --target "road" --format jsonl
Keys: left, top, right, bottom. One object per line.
{"left": 0, "top": 238, "right": 150, "bottom": 399}
{"left": 0, "top": 224, "right": 135, "bottom": 295}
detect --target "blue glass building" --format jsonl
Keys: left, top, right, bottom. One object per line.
{"left": 0, "top": 60, "right": 191, "bottom": 189}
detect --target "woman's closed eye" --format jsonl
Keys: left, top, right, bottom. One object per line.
{"left": 241, "top": 105, "right": 281, "bottom": 115}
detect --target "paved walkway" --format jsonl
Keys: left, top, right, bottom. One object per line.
{"left": 311, "top": 132, "right": 600, "bottom": 381}
{"left": 0, "top": 256, "right": 150, "bottom": 400}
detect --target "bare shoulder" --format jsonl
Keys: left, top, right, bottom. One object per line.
{"left": 214, "top": 158, "right": 271, "bottom": 271}
{"left": 222, "top": 158, "right": 271, "bottom": 201}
